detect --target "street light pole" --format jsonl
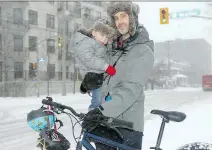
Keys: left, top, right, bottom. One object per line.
{"left": 47, "top": 53, "right": 50, "bottom": 96}
{"left": 73, "top": 51, "right": 76, "bottom": 94}
{"left": 62, "top": 21, "right": 66, "bottom": 96}
{"left": 167, "top": 40, "right": 171, "bottom": 78}
{"left": 36, "top": 48, "right": 40, "bottom": 97}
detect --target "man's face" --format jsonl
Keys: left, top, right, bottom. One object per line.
{"left": 114, "top": 11, "right": 130, "bottom": 35}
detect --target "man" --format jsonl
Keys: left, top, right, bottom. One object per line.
{"left": 82, "top": 2, "right": 154, "bottom": 149}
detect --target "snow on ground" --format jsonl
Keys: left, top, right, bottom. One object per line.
{"left": 142, "top": 98, "right": 212, "bottom": 150}
{"left": 173, "top": 87, "right": 205, "bottom": 92}
{"left": 0, "top": 87, "right": 203, "bottom": 107}
{"left": 0, "top": 87, "right": 211, "bottom": 150}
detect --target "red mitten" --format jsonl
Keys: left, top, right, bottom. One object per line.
{"left": 106, "top": 65, "right": 116, "bottom": 76}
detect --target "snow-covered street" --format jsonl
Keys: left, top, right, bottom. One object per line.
{"left": 0, "top": 87, "right": 211, "bottom": 150}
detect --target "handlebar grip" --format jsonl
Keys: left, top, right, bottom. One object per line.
{"left": 42, "top": 99, "right": 54, "bottom": 106}
{"left": 42, "top": 99, "right": 81, "bottom": 117}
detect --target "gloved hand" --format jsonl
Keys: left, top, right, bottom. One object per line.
{"left": 80, "top": 83, "right": 87, "bottom": 94}
{"left": 82, "top": 108, "right": 108, "bottom": 132}
{"left": 106, "top": 65, "right": 116, "bottom": 76}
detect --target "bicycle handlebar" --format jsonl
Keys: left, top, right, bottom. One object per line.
{"left": 42, "top": 99, "right": 133, "bottom": 129}
{"left": 42, "top": 99, "right": 82, "bottom": 117}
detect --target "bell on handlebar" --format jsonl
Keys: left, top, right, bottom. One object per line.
{"left": 46, "top": 97, "right": 53, "bottom": 101}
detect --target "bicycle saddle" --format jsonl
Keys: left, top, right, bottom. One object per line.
{"left": 151, "top": 109, "right": 186, "bottom": 122}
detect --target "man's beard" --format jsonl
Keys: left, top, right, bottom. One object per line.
{"left": 118, "top": 27, "right": 129, "bottom": 35}
{"left": 117, "top": 23, "right": 129, "bottom": 35}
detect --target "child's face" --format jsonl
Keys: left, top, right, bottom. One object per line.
{"left": 92, "top": 31, "right": 109, "bottom": 45}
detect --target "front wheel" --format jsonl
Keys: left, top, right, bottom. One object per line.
{"left": 176, "top": 142, "right": 212, "bottom": 150}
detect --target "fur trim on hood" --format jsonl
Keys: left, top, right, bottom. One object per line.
{"left": 79, "top": 18, "right": 116, "bottom": 39}
{"left": 92, "top": 18, "right": 116, "bottom": 39}
{"left": 107, "top": 1, "right": 140, "bottom": 36}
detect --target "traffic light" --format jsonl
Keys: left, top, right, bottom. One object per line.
{"left": 58, "top": 37, "right": 62, "bottom": 48}
{"left": 32, "top": 63, "right": 36, "bottom": 70}
{"left": 160, "top": 8, "right": 169, "bottom": 24}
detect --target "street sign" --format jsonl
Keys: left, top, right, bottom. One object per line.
{"left": 170, "top": 9, "right": 201, "bottom": 19}
{"left": 38, "top": 58, "right": 47, "bottom": 62}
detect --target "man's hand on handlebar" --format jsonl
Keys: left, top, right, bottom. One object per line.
{"left": 82, "top": 108, "right": 108, "bottom": 132}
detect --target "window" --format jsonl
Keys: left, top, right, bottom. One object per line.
{"left": 47, "top": 64, "right": 55, "bottom": 79}
{"left": 58, "top": 51, "right": 62, "bottom": 60}
{"left": 0, "top": 34, "right": 2, "bottom": 51}
{"left": 74, "top": 23, "right": 81, "bottom": 33}
{"left": 74, "top": 2, "right": 81, "bottom": 17}
{"left": 48, "top": 1, "right": 54, "bottom": 4}
{"left": 29, "top": 36, "right": 37, "bottom": 51}
{"left": 66, "top": 66, "right": 69, "bottom": 79}
{"left": 96, "top": 11, "right": 101, "bottom": 20}
{"left": 66, "top": 44, "right": 71, "bottom": 60}
{"left": 65, "top": 2, "right": 68, "bottom": 10}
{"left": 28, "top": 10, "right": 38, "bottom": 25}
{"left": 46, "top": 14, "right": 55, "bottom": 29}
{"left": 58, "top": 28, "right": 63, "bottom": 35}
{"left": 84, "top": 8, "right": 91, "bottom": 20}
{"left": 14, "top": 62, "right": 23, "bottom": 79}
{"left": 0, "top": 7, "right": 2, "bottom": 25}
{"left": 14, "top": 35, "right": 23, "bottom": 51}
{"left": 65, "top": 21, "right": 68, "bottom": 36}
{"left": 13, "top": 8, "right": 23, "bottom": 24}
{"left": 66, "top": 44, "right": 68, "bottom": 53}
{"left": 47, "top": 39, "right": 55, "bottom": 52}
{"left": 0, "top": 62, "right": 2, "bottom": 81}
{"left": 96, "top": 2, "right": 102, "bottom": 6}
{"left": 29, "top": 62, "right": 37, "bottom": 78}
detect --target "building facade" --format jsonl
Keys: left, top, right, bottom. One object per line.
{"left": 0, "top": 2, "right": 108, "bottom": 97}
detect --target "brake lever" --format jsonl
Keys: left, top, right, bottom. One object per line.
{"left": 53, "top": 107, "right": 64, "bottom": 114}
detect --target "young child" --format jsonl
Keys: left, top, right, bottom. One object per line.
{"left": 71, "top": 18, "right": 116, "bottom": 111}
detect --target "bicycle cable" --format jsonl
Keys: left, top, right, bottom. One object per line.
{"left": 64, "top": 112, "right": 83, "bottom": 144}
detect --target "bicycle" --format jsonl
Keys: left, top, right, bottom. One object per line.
{"left": 28, "top": 97, "right": 212, "bottom": 150}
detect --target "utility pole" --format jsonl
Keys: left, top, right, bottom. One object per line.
{"left": 73, "top": 51, "right": 76, "bottom": 94}
{"left": 1, "top": 51, "right": 5, "bottom": 97}
{"left": 167, "top": 40, "right": 171, "bottom": 78}
{"left": 36, "top": 48, "right": 40, "bottom": 97}
{"left": 57, "top": 3, "right": 67, "bottom": 96}
{"left": 62, "top": 21, "right": 66, "bottom": 96}
{"left": 47, "top": 53, "right": 50, "bottom": 96}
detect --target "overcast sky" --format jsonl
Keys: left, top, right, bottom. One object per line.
{"left": 135, "top": 2, "right": 212, "bottom": 44}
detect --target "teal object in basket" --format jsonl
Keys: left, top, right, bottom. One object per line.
{"left": 27, "top": 107, "right": 55, "bottom": 132}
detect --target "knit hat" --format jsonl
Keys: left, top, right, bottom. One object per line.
{"left": 107, "top": 1, "right": 140, "bottom": 36}
{"left": 92, "top": 18, "right": 116, "bottom": 39}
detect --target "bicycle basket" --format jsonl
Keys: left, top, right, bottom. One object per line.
{"left": 27, "top": 107, "right": 55, "bottom": 132}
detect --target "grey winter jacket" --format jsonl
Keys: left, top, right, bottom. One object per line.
{"left": 70, "top": 30, "right": 110, "bottom": 77}
{"left": 99, "top": 24, "right": 154, "bottom": 133}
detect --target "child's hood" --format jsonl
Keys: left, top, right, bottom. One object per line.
{"left": 73, "top": 29, "right": 93, "bottom": 44}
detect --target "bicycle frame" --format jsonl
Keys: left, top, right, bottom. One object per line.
{"left": 80, "top": 130, "right": 140, "bottom": 150}
{"left": 77, "top": 117, "right": 168, "bottom": 150}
